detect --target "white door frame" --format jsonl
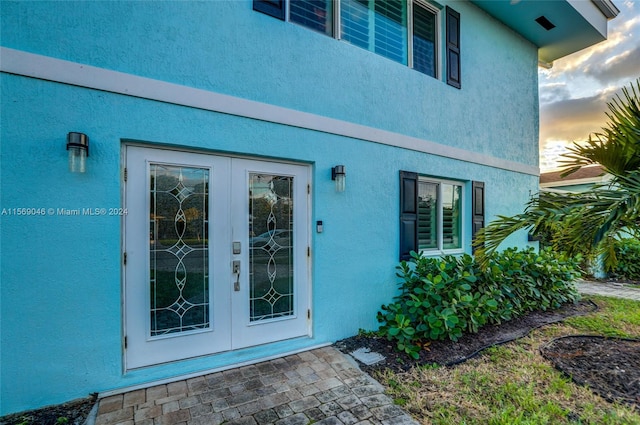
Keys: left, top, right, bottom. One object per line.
{"left": 230, "top": 158, "right": 311, "bottom": 349}
{"left": 123, "top": 146, "right": 311, "bottom": 370}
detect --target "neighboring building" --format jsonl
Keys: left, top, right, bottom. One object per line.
{"left": 540, "top": 164, "right": 612, "bottom": 193}
{"left": 540, "top": 164, "right": 615, "bottom": 278}
{"left": 0, "top": 0, "right": 618, "bottom": 415}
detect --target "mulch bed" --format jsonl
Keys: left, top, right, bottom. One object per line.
{"left": 335, "top": 299, "right": 640, "bottom": 407}
{"left": 0, "top": 395, "right": 97, "bottom": 425}
{"left": 335, "top": 300, "right": 598, "bottom": 374}
{"left": 541, "top": 336, "right": 640, "bottom": 407}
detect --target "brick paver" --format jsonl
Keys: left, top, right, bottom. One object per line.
{"left": 94, "top": 347, "right": 418, "bottom": 425}
{"left": 91, "top": 281, "right": 639, "bottom": 425}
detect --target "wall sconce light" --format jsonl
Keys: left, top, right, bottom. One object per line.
{"left": 331, "top": 165, "right": 346, "bottom": 192}
{"left": 66, "top": 132, "right": 89, "bottom": 173}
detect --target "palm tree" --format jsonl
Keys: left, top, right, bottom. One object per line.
{"left": 474, "top": 79, "right": 640, "bottom": 271}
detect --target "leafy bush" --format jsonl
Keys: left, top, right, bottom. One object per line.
{"left": 377, "top": 247, "right": 581, "bottom": 359}
{"left": 611, "top": 238, "right": 640, "bottom": 280}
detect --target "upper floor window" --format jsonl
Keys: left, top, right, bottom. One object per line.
{"left": 290, "top": 0, "right": 334, "bottom": 36}
{"left": 341, "top": 0, "right": 408, "bottom": 65}
{"left": 412, "top": 1, "right": 437, "bottom": 77}
{"left": 254, "top": 0, "right": 459, "bottom": 87}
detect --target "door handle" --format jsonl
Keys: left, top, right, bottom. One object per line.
{"left": 232, "top": 260, "right": 241, "bottom": 291}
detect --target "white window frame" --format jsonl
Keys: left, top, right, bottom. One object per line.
{"left": 418, "top": 176, "right": 465, "bottom": 255}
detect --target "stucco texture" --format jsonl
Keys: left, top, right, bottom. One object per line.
{"left": 1, "top": 0, "right": 539, "bottom": 164}
{"left": 1, "top": 0, "right": 539, "bottom": 414}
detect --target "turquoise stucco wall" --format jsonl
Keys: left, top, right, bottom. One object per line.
{"left": 0, "top": 0, "right": 539, "bottom": 165}
{"left": 1, "top": 0, "right": 539, "bottom": 414}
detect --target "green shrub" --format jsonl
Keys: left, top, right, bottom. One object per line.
{"left": 377, "top": 247, "right": 581, "bottom": 359}
{"left": 611, "top": 238, "right": 640, "bottom": 280}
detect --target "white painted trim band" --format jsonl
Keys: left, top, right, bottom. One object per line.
{"left": 1, "top": 47, "right": 539, "bottom": 176}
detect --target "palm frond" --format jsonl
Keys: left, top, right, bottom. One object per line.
{"left": 558, "top": 79, "right": 640, "bottom": 178}
{"left": 476, "top": 79, "right": 640, "bottom": 271}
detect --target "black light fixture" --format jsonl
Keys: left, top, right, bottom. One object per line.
{"left": 331, "top": 165, "right": 346, "bottom": 192}
{"left": 66, "top": 132, "right": 89, "bottom": 173}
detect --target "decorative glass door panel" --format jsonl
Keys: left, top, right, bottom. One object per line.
{"left": 125, "top": 147, "right": 310, "bottom": 369}
{"left": 249, "top": 174, "right": 294, "bottom": 322}
{"left": 149, "top": 164, "right": 210, "bottom": 336}
{"left": 230, "top": 160, "right": 309, "bottom": 350}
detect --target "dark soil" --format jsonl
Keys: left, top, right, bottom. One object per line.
{"left": 335, "top": 300, "right": 598, "bottom": 374}
{"left": 0, "top": 395, "right": 97, "bottom": 425}
{"left": 335, "top": 299, "right": 640, "bottom": 407}
{"left": 541, "top": 336, "right": 640, "bottom": 407}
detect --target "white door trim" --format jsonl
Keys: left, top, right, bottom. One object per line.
{"left": 230, "top": 158, "right": 311, "bottom": 349}
{"left": 124, "top": 146, "right": 311, "bottom": 370}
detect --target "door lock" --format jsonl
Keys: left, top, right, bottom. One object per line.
{"left": 232, "top": 260, "right": 241, "bottom": 291}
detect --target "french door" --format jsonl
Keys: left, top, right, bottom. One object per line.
{"left": 124, "top": 146, "right": 310, "bottom": 369}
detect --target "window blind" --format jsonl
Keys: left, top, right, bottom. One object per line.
{"left": 442, "top": 183, "right": 461, "bottom": 249}
{"left": 341, "top": 0, "right": 370, "bottom": 49}
{"left": 341, "top": 0, "right": 407, "bottom": 64}
{"left": 374, "top": 0, "right": 407, "bottom": 64}
{"left": 413, "top": 3, "right": 436, "bottom": 77}
{"left": 253, "top": 0, "right": 286, "bottom": 20}
{"left": 418, "top": 181, "right": 437, "bottom": 249}
{"left": 290, "top": 0, "right": 333, "bottom": 35}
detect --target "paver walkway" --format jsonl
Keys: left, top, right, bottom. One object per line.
{"left": 92, "top": 280, "right": 638, "bottom": 425}
{"left": 577, "top": 279, "right": 640, "bottom": 301}
{"left": 94, "top": 347, "right": 417, "bottom": 425}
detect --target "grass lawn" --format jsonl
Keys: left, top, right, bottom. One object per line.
{"left": 378, "top": 295, "right": 640, "bottom": 424}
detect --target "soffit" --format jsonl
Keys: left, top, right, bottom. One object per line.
{"left": 470, "top": 0, "right": 619, "bottom": 63}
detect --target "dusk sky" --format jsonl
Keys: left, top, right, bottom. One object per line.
{"left": 538, "top": 0, "right": 640, "bottom": 171}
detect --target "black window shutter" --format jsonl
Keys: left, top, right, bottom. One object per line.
{"left": 445, "top": 6, "right": 461, "bottom": 89}
{"left": 253, "top": 0, "right": 285, "bottom": 20}
{"left": 471, "top": 181, "right": 485, "bottom": 253}
{"left": 400, "top": 171, "right": 419, "bottom": 261}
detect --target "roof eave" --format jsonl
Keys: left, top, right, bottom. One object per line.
{"left": 593, "top": 0, "right": 621, "bottom": 19}
{"left": 470, "top": 0, "right": 620, "bottom": 63}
